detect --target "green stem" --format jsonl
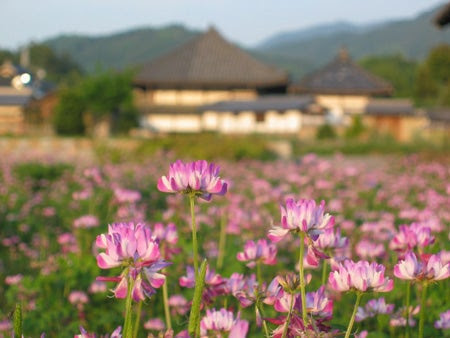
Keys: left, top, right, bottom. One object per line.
{"left": 257, "top": 303, "right": 270, "bottom": 338}
{"left": 216, "top": 212, "right": 227, "bottom": 270}
{"left": 298, "top": 232, "right": 308, "bottom": 325}
{"left": 405, "top": 282, "right": 411, "bottom": 338}
{"left": 345, "top": 292, "right": 362, "bottom": 338}
{"left": 418, "top": 282, "right": 428, "bottom": 338}
{"left": 257, "top": 261, "right": 263, "bottom": 287}
{"left": 162, "top": 275, "right": 172, "bottom": 330}
{"left": 123, "top": 275, "right": 135, "bottom": 338}
{"left": 282, "top": 294, "right": 295, "bottom": 338}
{"left": 189, "top": 195, "right": 199, "bottom": 278}
{"left": 133, "top": 301, "right": 142, "bottom": 338}
{"left": 321, "top": 259, "right": 328, "bottom": 286}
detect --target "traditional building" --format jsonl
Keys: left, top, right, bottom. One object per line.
{"left": 363, "top": 99, "right": 426, "bottom": 141}
{"left": 133, "top": 27, "right": 289, "bottom": 133}
{"left": 291, "top": 48, "right": 393, "bottom": 123}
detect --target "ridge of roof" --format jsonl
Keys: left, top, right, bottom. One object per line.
{"left": 293, "top": 48, "right": 393, "bottom": 96}
{"left": 134, "top": 28, "right": 288, "bottom": 89}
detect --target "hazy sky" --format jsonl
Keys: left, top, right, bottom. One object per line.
{"left": 1, "top": 0, "right": 446, "bottom": 50}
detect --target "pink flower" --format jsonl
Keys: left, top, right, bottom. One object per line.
{"left": 313, "top": 227, "right": 348, "bottom": 251}
{"left": 157, "top": 160, "right": 228, "bottom": 201}
{"left": 179, "top": 265, "right": 226, "bottom": 304}
{"left": 144, "top": 318, "right": 165, "bottom": 331}
{"left": 390, "top": 223, "right": 435, "bottom": 255}
{"left": 5, "top": 274, "right": 23, "bottom": 285}
{"left": 236, "top": 239, "right": 277, "bottom": 268}
{"left": 68, "top": 291, "right": 89, "bottom": 305}
{"left": 355, "top": 298, "right": 394, "bottom": 322}
{"left": 268, "top": 198, "right": 334, "bottom": 242}
{"left": 75, "top": 326, "right": 122, "bottom": 338}
{"left": 328, "top": 260, "right": 393, "bottom": 293}
{"left": 305, "top": 286, "right": 333, "bottom": 319}
{"left": 390, "top": 306, "right": 420, "bottom": 327}
{"left": 355, "top": 240, "right": 385, "bottom": 260}
{"left": 73, "top": 215, "right": 99, "bottom": 229}
{"left": 394, "top": 251, "right": 450, "bottom": 281}
{"left": 200, "top": 308, "right": 248, "bottom": 338}
{"left": 168, "top": 294, "right": 189, "bottom": 316}
{"left": 435, "top": 309, "right": 450, "bottom": 330}
{"left": 114, "top": 188, "right": 141, "bottom": 204}
{"left": 96, "top": 222, "right": 170, "bottom": 301}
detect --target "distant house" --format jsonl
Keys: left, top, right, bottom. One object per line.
{"left": 363, "top": 99, "right": 427, "bottom": 141}
{"left": 0, "top": 68, "right": 32, "bottom": 135}
{"left": 133, "top": 27, "right": 289, "bottom": 133}
{"left": 290, "top": 48, "right": 393, "bottom": 123}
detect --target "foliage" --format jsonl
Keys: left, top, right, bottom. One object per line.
{"left": 28, "top": 43, "right": 83, "bottom": 85}
{"left": 53, "top": 70, "right": 138, "bottom": 136}
{"left": 359, "top": 55, "right": 418, "bottom": 98}
{"left": 53, "top": 88, "right": 86, "bottom": 135}
{"left": 414, "top": 44, "right": 450, "bottom": 107}
{"left": 316, "top": 123, "right": 337, "bottom": 140}
{"left": 344, "top": 115, "right": 366, "bottom": 139}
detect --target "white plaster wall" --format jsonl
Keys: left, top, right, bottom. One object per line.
{"left": 145, "top": 114, "right": 201, "bottom": 133}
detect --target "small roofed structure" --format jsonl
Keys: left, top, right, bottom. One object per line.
{"left": 292, "top": 48, "right": 392, "bottom": 96}
{"left": 363, "top": 99, "right": 427, "bottom": 141}
{"left": 435, "top": 2, "right": 450, "bottom": 28}
{"left": 291, "top": 48, "right": 393, "bottom": 120}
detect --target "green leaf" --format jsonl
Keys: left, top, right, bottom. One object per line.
{"left": 13, "top": 303, "right": 22, "bottom": 338}
{"left": 188, "top": 259, "right": 207, "bottom": 337}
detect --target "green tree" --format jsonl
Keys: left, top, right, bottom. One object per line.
{"left": 52, "top": 70, "right": 138, "bottom": 136}
{"left": 29, "top": 43, "right": 83, "bottom": 84}
{"left": 414, "top": 44, "right": 450, "bottom": 107}
{"left": 359, "top": 54, "right": 418, "bottom": 98}
{"left": 53, "top": 88, "right": 86, "bottom": 135}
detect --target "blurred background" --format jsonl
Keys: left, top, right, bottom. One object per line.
{"left": 0, "top": 0, "right": 449, "bottom": 159}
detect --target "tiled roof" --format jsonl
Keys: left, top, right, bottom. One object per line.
{"left": 134, "top": 27, "right": 288, "bottom": 90}
{"left": 0, "top": 95, "right": 31, "bottom": 106}
{"left": 365, "top": 99, "right": 414, "bottom": 116}
{"left": 201, "top": 95, "right": 315, "bottom": 113}
{"left": 427, "top": 108, "right": 450, "bottom": 123}
{"left": 292, "top": 48, "right": 393, "bottom": 95}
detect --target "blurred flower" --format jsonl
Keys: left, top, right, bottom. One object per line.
{"left": 114, "top": 187, "right": 141, "bottom": 204}
{"left": 355, "top": 298, "right": 394, "bottom": 322}
{"left": 390, "top": 223, "right": 435, "bottom": 255}
{"left": 75, "top": 326, "right": 122, "bottom": 338}
{"left": 69, "top": 291, "right": 89, "bottom": 306}
{"left": 329, "top": 260, "right": 393, "bottom": 293}
{"left": 157, "top": 160, "right": 227, "bottom": 201}
{"left": 144, "top": 318, "right": 165, "bottom": 331}
{"left": 200, "top": 308, "right": 248, "bottom": 338}
{"left": 390, "top": 306, "right": 420, "bottom": 327}
{"left": 355, "top": 240, "right": 385, "bottom": 260}
{"left": 168, "top": 294, "right": 189, "bottom": 316}
{"left": 74, "top": 215, "right": 99, "bottom": 229}
{"left": 236, "top": 239, "right": 277, "bottom": 268}
{"left": 5, "top": 274, "right": 23, "bottom": 285}
{"left": 435, "top": 309, "right": 450, "bottom": 330}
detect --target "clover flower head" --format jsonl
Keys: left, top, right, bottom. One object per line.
{"left": 158, "top": 160, "right": 227, "bottom": 201}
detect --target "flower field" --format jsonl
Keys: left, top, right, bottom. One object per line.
{"left": 0, "top": 152, "right": 449, "bottom": 337}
